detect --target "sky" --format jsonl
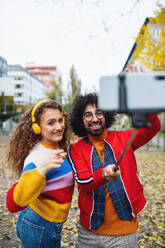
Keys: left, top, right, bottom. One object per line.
{"left": 0, "top": 0, "right": 164, "bottom": 92}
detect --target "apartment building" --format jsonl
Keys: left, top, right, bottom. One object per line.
{"left": 0, "top": 64, "right": 47, "bottom": 105}
{"left": 25, "top": 65, "right": 60, "bottom": 90}
{"left": 0, "top": 56, "right": 8, "bottom": 77}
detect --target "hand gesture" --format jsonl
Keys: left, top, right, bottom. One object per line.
{"left": 125, "top": 64, "right": 144, "bottom": 72}
{"left": 37, "top": 149, "right": 67, "bottom": 175}
{"left": 102, "top": 164, "right": 120, "bottom": 182}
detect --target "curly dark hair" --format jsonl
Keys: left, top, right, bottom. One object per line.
{"left": 5, "top": 100, "right": 71, "bottom": 177}
{"left": 70, "top": 93, "right": 116, "bottom": 137}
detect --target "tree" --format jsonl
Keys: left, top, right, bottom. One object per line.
{"left": 63, "top": 65, "right": 81, "bottom": 112}
{"left": 0, "top": 95, "right": 16, "bottom": 114}
{"left": 45, "top": 66, "right": 81, "bottom": 113}
{"left": 133, "top": 4, "right": 165, "bottom": 71}
{"left": 46, "top": 76, "right": 63, "bottom": 104}
{"left": 0, "top": 95, "right": 17, "bottom": 126}
{"left": 70, "top": 65, "right": 81, "bottom": 103}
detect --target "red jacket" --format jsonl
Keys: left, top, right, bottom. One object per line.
{"left": 68, "top": 114, "right": 161, "bottom": 230}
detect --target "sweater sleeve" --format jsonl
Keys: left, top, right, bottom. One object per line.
{"left": 68, "top": 145, "right": 107, "bottom": 192}
{"left": 131, "top": 113, "right": 161, "bottom": 150}
{"left": 6, "top": 167, "right": 46, "bottom": 213}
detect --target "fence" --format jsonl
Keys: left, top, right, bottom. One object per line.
{"left": 0, "top": 118, "right": 16, "bottom": 135}
{"left": 145, "top": 132, "right": 165, "bottom": 151}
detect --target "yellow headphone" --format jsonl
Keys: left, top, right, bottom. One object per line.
{"left": 31, "top": 99, "right": 49, "bottom": 134}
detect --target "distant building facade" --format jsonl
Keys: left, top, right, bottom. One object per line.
{"left": 25, "top": 65, "right": 60, "bottom": 90}
{"left": 0, "top": 56, "right": 8, "bottom": 77}
{"left": 122, "top": 17, "right": 165, "bottom": 71}
{"left": 0, "top": 64, "right": 47, "bottom": 105}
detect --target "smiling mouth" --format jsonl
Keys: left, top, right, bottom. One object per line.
{"left": 89, "top": 123, "right": 101, "bottom": 130}
{"left": 53, "top": 132, "right": 63, "bottom": 136}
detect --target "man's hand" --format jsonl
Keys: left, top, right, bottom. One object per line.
{"left": 125, "top": 64, "right": 144, "bottom": 72}
{"left": 102, "top": 164, "right": 120, "bottom": 182}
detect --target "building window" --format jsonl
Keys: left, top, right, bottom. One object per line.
{"left": 152, "top": 27, "right": 160, "bottom": 38}
{"left": 15, "top": 92, "right": 23, "bottom": 97}
{"left": 15, "top": 76, "right": 24, "bottom": 80}
{"left": 14, "top": 84, "right": 23, "bottom": 89}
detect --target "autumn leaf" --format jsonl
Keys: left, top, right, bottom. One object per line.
{"left": 0, "top": 137, "right": 165, "bottom": 248}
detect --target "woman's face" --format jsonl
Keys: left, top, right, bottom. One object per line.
{"left": 39, "top": 108, "right": 65, "bottom": 146}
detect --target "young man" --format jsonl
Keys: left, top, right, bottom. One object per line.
{"left": 68, "top": 93, "right": 160, "bottom": 248}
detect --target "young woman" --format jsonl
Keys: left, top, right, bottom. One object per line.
{"left": 6, "top": 99, "right": 74, "bottom": 248}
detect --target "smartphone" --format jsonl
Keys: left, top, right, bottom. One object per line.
{"left": 98, "top": 72, "right": 165, "bottom": 113}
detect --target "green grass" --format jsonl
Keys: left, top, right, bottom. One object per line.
{"left": 159, "top": 131, "right": 165, "bottom": 138}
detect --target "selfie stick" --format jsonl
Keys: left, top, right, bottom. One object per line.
{"left": 113, "top": 129, "right": 138, "bottom": 172}
{"left": 113, "top": 73, "right": 139, "bottom": 172}
{"left": 113, "top": 73, "right": 149, "bottom": 172}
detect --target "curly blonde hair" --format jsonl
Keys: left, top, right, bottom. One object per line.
{"left": 5, "top": 100, "right": 71, "bottom": 178}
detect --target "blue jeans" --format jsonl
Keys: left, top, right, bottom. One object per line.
{"left": 16, "top": 206, "right": 64, "bottom": 248}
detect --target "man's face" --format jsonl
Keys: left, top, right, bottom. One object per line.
{"left": 83, "top": 104, "right": 105, "bottom": 136}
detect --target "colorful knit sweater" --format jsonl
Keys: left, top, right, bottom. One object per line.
{"left": 6, "top": 143, "right": 74, "bottom": 223}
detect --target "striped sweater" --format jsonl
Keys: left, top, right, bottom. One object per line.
{"left": 6, "top": 143, "right": 74, "bottom": 223}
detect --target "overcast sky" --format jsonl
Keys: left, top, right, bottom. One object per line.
{"left": 0, "top": 0, "right": 164, "bottom": 92}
